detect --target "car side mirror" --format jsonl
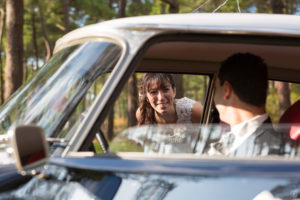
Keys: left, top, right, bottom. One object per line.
{"left": 12, "top": 125, "right": 49, "bottom": 172}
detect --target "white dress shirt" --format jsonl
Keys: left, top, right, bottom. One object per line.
{"left": 226, "top": 113, "right": 269, "bottom": 154}
{"left": 209, "top": 113, "right": 269, "bottom": 155}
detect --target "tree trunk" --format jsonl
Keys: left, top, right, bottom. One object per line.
{"left": 161, "top": 0, "right": 182, "bottom": 98}
{"left": 38, "top": 4, "right": 52, "bottom": 62}
{"left": 5, "top": 0, "right": 24, "bottom": 101}
{"left": 173, "top": 74, "right": 183, "bottom": 98}
{"left": 107, "top": 0, "right": 127, "bottom": 139}
{"left": 63, "top": 0, "right": 69, "bottom": 33}
{"left": 108, "top": 0, "right": 113, "bottom": 9}
{"left": 271, "top": 0, "right": 284, "bottom": 13}
{"left": 161, "top": 3, "right": 166, "bottom": 14}
{"left": 118, "top": 0, "right": 126, "bottom": 18}
{"left": 0, "top": 7, "right": 5, "bottom": 104}
{"left": 204, "top": 76, "right": 207, "bottom": 102}
{"left": 23, "top": 55, "right": 27, "bottom": 82}
{"left": 276, "top": 81, "right": 291, "bottom": 116}
{"left": 162, "top": 0, "right": 179, "bottom": 13}
{"left": 128, "top": 74, "right": 138, "bottom": 127}
{"left": 31, "top": 7, "right": 39, "bottom": 70}
{"left": 271, "top": 0, "right": 291, "bottom": 117}
{"left": 256, "top": 0, "right": 269, "bottom": 13}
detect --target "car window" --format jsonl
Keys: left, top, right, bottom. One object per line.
{"left": 62, "top": 39, "right": 300, "bottom": 158}
{"left": 0, "top": 41, "right": 122, "bottom": 139}
{"left": 57, "top": 73, "right": 111, "bottom": 140}
{"left": 95, "top": 77, "right": 300, "bottom": 158}
{"left": 266, "top": 80, "right": 300, "bottom": 123}
{"left": 105, "top": 122, "right": 300, "bottom": 157}
{"left": 96, "top": 73, "right": 210, "bottom": 153}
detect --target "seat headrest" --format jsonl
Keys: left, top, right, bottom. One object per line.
{"left": 279, "top": 100, "right": 300, "bottom": 141}
{"left": 280, "top": 100, "right": 300, "bottom": 124}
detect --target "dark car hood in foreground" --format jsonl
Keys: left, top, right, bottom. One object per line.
{"left": 50, "top": 155, "right": 300, "bottom": 178}
{"left": 1, "top": 155, "right": 300, "bottom": 199}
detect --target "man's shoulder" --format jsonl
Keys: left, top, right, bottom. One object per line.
{"left": 254, "top": 119, "right": 281, "bottom": 144}
{"left": 232, "top": 119, "right": 282, "bottom": 156}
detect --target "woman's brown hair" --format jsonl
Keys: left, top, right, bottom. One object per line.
{"left": 137, "top": 73, "right": 175, "bottom": 125}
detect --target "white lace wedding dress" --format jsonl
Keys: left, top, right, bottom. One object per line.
{"left": 176, "top": 97, "right": 196, "bottom": 123}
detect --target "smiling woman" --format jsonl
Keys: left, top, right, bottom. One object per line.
{"left": 104, "top": 71, "right": 210, "bottom": 155}
{"left": 136, "top": 73, "right": 203, "bottom": 125}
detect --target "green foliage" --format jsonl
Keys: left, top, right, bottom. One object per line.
{"left": 157, "top": 0, "right": 255, "bottom": 13}
{"left": 266, "top": 86, "right": 280, "bottom": 123}
{"left": 127, "top": 0, "right": 152, "bottom": 16}
{"left": 183, "top": 74, "right": 208, "bottom": 103}
{"left": 150, "top": 0, "right": 164, "bottom": 14}
{"left": 93, "top": 140, "right": 104, "bottom": 154}
{"left": 70, "top": 0, "right": 115, "bottom": 25}
{"left": 291, "top": 83, "right": 300, "bottom": 104}
{"left": 110, "top": 139, "right": 143, "bottom": 152}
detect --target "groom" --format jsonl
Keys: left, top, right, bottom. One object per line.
{"left": 209, "top": 53, "right": 281, "bottom": 156}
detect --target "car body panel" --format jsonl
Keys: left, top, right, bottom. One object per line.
{"left": 50, "top": 155, "right": 300, "bottom": 178}
{"left": 2, "top": 155, "right": 300, "bottom": 199}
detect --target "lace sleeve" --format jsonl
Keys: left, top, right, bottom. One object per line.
{"left": 176, "top": 97, "right": 196, "bottom": 123}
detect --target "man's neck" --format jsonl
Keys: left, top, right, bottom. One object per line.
{"left": 227, "top": 105, "right": 265, "bottom": 127}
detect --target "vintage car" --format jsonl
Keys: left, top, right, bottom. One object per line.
{"left": 0, "top": 13, "right": 300, "bottom": 199}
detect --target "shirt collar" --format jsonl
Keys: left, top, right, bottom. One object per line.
{"left": 231, "top": 113, "right": 269, "bottom": 138}
{"left": 226, "top": 113, "right": 268, "bottom": 155}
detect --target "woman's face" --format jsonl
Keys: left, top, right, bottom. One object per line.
{"left": 146, "top": 80, "right": 176, "bottom": 115}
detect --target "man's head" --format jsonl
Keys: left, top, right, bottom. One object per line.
{"left": 214, "top": 53, "right": 268, "bottom": 124}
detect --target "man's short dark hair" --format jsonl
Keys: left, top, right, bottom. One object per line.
{"left": 218, "top": 53, "right": 268, "bottom": 106}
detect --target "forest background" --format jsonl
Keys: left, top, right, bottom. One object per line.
{"left": 1, "top": 0, "right": 300, "bottom": 137}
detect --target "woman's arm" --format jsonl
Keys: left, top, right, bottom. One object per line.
{"left": 191, "top": 102, "right": 203, "bottom": 123}
{"left": 136, "top": 108, "right": 141, "bottom": 122}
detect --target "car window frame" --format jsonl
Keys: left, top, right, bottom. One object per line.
{"left": 76, "top": 32, "right": 300, "bottom": 155}
{"left": 58, "top": 36, "right": 128, "bottom": 156}
{"left": 78, "top": 34, "right": 219, "bottom": 153}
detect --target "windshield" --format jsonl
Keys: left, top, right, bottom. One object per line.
{"left": 109, "top": 123, "right": 300, "bottom": 158}
{"left": 0, "top": 41, "right": 122, "bottom": 138}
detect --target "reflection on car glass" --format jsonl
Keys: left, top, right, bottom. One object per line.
{"left": 109, "top": 124, "right": 300, "bottom": 157}
{"left": 0, "top": 165, "right": 99, "bottom": 200}
{"left": 0, "top": 41, "right": 121, "bottom": 140}
{"left": 110, "top": 124, "right": 201, "bottom": 154}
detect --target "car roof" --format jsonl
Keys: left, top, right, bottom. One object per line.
{"left": 55, "top": 13, "right": 300, "bottom": 46}
{"left": 54, "top": 13, "right": 300, "bottom": 82}
{"left": 104, "top": 13, "right": 300, "bottom": 35}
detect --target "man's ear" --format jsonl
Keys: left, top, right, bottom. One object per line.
{"left": 223, "top": 81, "right": 232, "bottom": 100}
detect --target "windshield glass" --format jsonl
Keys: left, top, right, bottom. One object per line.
{"left": 0, "top": 41, "right": 122, "bottom": 138}
{"left": 109, "top": 123, "right": 300, "bottom": 158}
